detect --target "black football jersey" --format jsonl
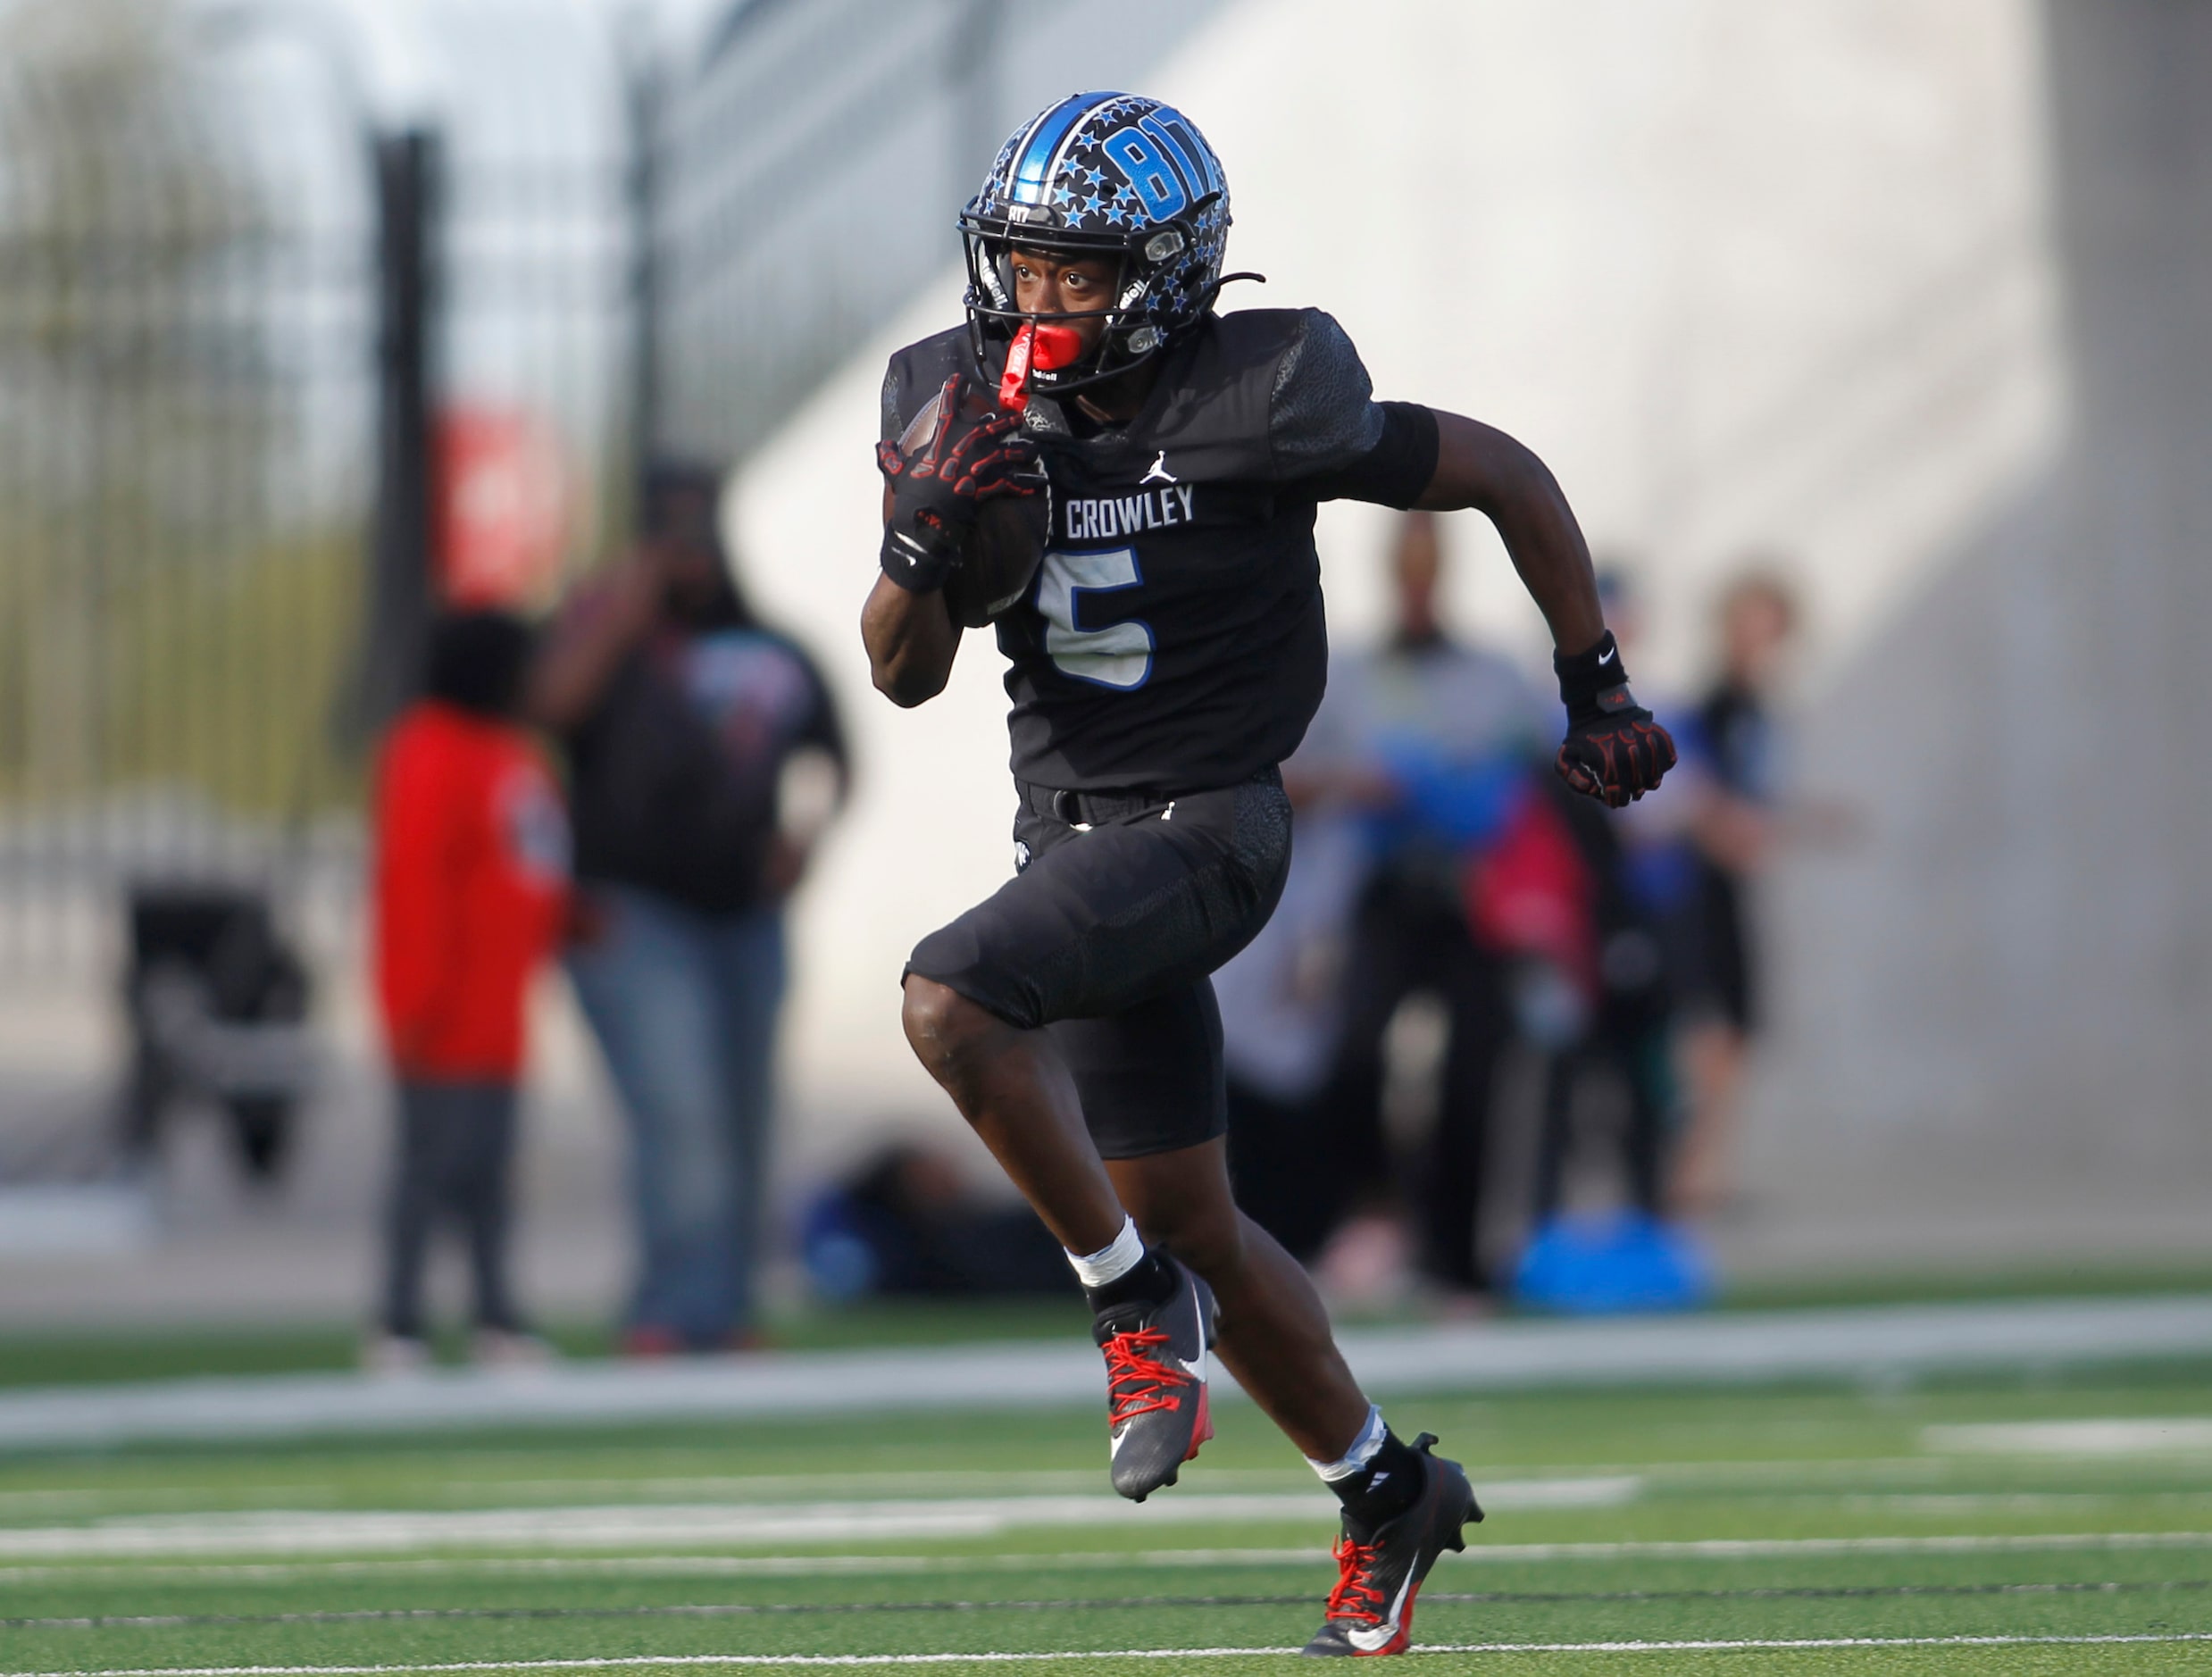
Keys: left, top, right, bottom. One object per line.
{"left": 881, "top": 308, "right": 1428, "bottom": 793}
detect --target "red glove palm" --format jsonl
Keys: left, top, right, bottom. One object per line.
{"left": 877, "top": 375, "right": 1041, "bottom": 593}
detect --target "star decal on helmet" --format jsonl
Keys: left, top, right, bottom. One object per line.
{"left": 958, "top": 91, "right": 1234, "bottom": 393}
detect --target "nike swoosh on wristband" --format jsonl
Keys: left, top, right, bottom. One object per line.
{"left": 1598, "top": 645, "right": 1617, "bottom": 664}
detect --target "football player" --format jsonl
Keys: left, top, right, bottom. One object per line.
{"left": 861, "top": 92, "right": 1674, "bottom": 1657}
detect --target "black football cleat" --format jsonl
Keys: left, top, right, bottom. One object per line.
{"left": 1095, "top": 1253, "right": 1215, "bottom": 1501}
{"left": 1301, "top": 1434, "right": 1482, "bottom": 1656}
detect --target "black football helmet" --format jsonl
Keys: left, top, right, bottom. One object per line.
{"left": 960, "top": 92, "right": 1236, "bottom": 397}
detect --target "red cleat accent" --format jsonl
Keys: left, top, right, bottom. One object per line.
{"left": 1096, "top": 1256, "right": 1215, "bottom": 1499}
{"left": 1101, "top": 1325, "right": 1199, "bottom": 1429}
{"left": 1301, "top": 1434, "right": 1478, "bottom": 1656}
{"left": 1321, "top": 1535, "right": 1424, "bottom": 1656}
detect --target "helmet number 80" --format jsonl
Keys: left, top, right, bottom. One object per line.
{"left": 1038, "top": 546, "right": 1153, "bottom": 690}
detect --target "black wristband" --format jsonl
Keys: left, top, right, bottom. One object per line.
{"left": 880, "top": 521, "right": 958, "bottom": 594}
{"left": 1554, "top": 630, "right": 1639, "bottom": 723}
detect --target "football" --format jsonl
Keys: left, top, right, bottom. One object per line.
{"left": 945, "top": 492, "right": 1047, "bottom": 628}
{"left": 897, "top": 379, "right": 1046, "bottom": 628}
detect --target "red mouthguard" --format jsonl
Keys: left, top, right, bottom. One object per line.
{"left": 997, "top": 323, "right": 1085, "bottom": 412}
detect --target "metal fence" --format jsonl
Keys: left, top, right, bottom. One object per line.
{"left": 642, "top": 0, "right": 1231, "bottom": 469}
{"left": 0, "top": 0, "right": 1224, "bottom": 979}
{"left": 0, "top": 2, "right": 381, "bottom": 973}
{"left": 643, "top": 0, "right": 1006, "bottom": 468}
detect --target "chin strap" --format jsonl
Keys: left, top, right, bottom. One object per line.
{"left": 1201, "top": 271, "right": 1268, "bottom": 306}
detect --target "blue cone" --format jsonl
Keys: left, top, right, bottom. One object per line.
{"left": 1512, "top": 1208, "right": 1712, "bottom": 1314}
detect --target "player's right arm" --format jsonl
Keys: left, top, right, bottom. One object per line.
{"left": 864, "top": 355, "right": 1040, "bottom": 707}
{"left": 862, "top": 507, "right": 962, "bottom": 707}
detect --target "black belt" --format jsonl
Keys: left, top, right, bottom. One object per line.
{"left": 1018, "top": 765, "right": 1281, "bottom": 828}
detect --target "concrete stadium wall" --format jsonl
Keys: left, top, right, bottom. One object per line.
{"left": 728, "top": 0, "right": 2206, "bottom": 1266}
{"left": 1734, "top": 0, "right": 2212, "bottom": 1268}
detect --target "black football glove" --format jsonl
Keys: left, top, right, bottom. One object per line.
{"left": 1554, "top": 630, "right": 1677, "bottom": 808}
{"left": 875, "top": 375, "right": 1041, "bottom": 594}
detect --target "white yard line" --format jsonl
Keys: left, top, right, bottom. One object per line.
{"left": 12, "top": 1631, "right": 2212, "bottom": 1672}
{"left": 0, "top": 1457, "right": 2014, "bottom": 1515}
{"left": 1782, "top": 1492, "right": 2212, "bottom": 1513}
{"left": 0, "top": 1453, "right": 2155, "bottom": 1520}
{"left": 4, "top": 1529, "right": 2211, "bottom": 1586}
{"left": 1445, "top": 1529, "right": 2212, "bottom": 1561}
{"left": 1927, "top": 1419, "right": 2212, "bottom": 1456}
{"left": 1, "top": 1296, "right": 2208, "bottom": 1448}
{"left": 0, "top": 1497, "right": 1318, "bottom": 1559}
{"left": 0, "top": 1479, "right": 1639, "bottom": 1561}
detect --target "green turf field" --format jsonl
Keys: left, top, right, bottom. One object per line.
{"left": 3, "top": 1364, "right": 2211, "bottom": 1673}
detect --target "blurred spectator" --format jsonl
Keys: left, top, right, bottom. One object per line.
{"left": 1473, "top": 781, "right": 1628, "bottom": 1214}
{"left": 1504, "top": 774, "right": 1710, "bottom": 1311}
{"left": 1278, "top": 511, "right": 1551, "bottom": 1306}
{"left": 532, "top": 463, "right": 847, "bottom": 1354}
{"left": 1520, "top": 569, "right": 1682, "bottom": 1228}
{"left": 1216, "top": 800, "right": 1367, "bottom": 1263}
{"left": 1498, "top": 564, "right": 1708, "bottom": 1311}
{"left": 800, "top": 1143, "right": 1075, "bottom": 1302}
{"left": 1666, "top": 568, "right": 1811, "bottom": 1218}
{"left": 369, "top": 611, "right": 569, "bottom": 1372}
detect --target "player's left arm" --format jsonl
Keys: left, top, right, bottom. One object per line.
{"left": 1416, "top": 413, "right": 1601, "bottom": 650}
{"left": 1273, "top": 310, "right": 1672, "bottom": 806}
{"left": 1415, "top": 411, "right": 1676, "bottom": 808}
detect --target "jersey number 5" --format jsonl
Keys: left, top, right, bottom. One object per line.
{"left": 1038, "top": 546, "right": 1153, "bottom": 689}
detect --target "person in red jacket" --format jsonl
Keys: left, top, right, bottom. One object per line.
{"left": 370, "top": 612, "right": 569, "bottom": 1372}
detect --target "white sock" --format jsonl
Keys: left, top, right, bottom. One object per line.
{"left": 1065, "top": 1214, "right": 1145, "bottom": 1289}
{"left": 1306, "top": 1403, "right": 1387, "bottom": 1482}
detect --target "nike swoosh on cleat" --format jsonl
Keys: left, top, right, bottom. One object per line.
{"left": 1343, "top": 1537, "right": 1426, "bottom": 1651}
{"left": 1347, "top": 1619, "right": 1403, "bottom": 1654}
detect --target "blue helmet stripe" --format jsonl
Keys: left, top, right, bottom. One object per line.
{"left": 1010, "top": 91, "right": 1114, "bottom": 204}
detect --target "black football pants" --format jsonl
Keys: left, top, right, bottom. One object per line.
{"left": 905, "top": 771, "right": 1292, "bottom": 1159}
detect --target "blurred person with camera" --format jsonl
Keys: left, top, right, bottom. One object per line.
{"left": 532, "top": 463, "right": 848, "bottom": 1354}
{"left": 369, "top": 611, "right": 570, "bottom": 1372}
{"left": 1664, "top": 568, "right": 1849, "bottom": 1220}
